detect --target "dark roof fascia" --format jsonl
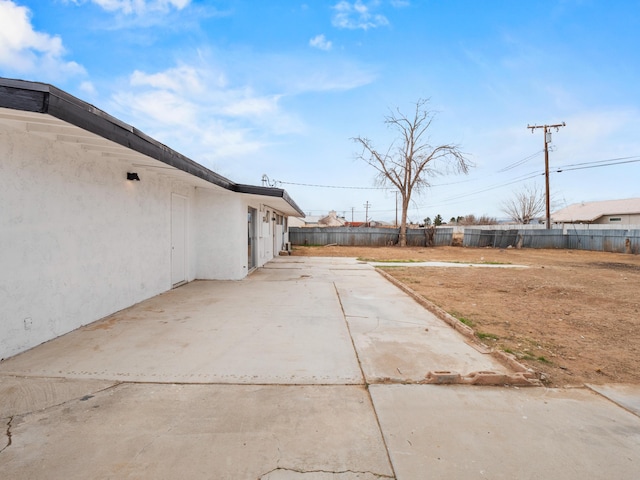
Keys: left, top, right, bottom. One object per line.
{"left": 1, "top": 77, "right": 305, "bottom": 215}
{"left": 235, "top": 184, "right": 305, "bottom": 217}
{"left": 0, "top": 78, "right": 49, "bottom": 112}
{"left": 0, "top": 78, "right": 229, "bottom": 191}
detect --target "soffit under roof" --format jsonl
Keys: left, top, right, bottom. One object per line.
{"left": 0, "top": 107, "right": 223, "bottom": 190}
{"left": 0, "top": 78, "right": 304, "bottom": 217}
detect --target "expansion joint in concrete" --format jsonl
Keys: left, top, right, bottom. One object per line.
{"left": 332, "top": 282, "right": 398, "bottom": 480}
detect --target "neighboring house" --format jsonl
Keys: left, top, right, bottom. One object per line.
{"left": 552, "top": 198, "right": 640, "bottom": 225}
{"left": 289, "top": 215, "right": 321, "bottom": 227}
{"left": 290, "top": 211, "right": 345, "bottom": 227}
{"left": 0, "top": 78, "right": 304, "bottom": 359}
{"left": 318, "top": 210, "right": 346, "bottom": 227}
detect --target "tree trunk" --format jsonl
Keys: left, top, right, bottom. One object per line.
{"left": 425, "top": 225, "right": 435, "bottom": 247}
{"left": 398, "top": 197, "right": 409, "bottom": 247}
{"left": 399, "top": 225, "right": 407, "bottom": 247}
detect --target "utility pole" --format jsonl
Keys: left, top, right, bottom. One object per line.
{"left": 527, "top": 122, "right": 565, "bottom": 229}
{"left": 351, "top": 207, "right": 355, "bottom": 224}
{"left": 395, "top": 191, "right": 398, "bottom": 227}
{"left": 364, "top": 201, "right": 371, "bottom": 225}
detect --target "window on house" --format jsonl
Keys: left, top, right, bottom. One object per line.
{"left": 609, "top": 217, "right": 622, "bottom": 222}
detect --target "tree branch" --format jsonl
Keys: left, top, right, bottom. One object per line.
{"left": 353, "top": 99, "right": 472, "bottom": 246}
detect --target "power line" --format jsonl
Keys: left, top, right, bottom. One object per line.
{"left": 295, "top": 170, "right": 543, "bottom": 216}
{"left": 555, "top": 156, "right": 640, "bottom": 172}
{"left": 498, "top": 150, "right": 544, "bottom": 172}
{"left": 277, "top": 178, "right": 477, "bottom": 190}
{"left": 300, "top": 153, "right": 639, "bottom": 215}
{"left": 278, "top": 181, "right": 389, "bottom": 190}
{"left": 273, "top": 148, "right": 546, "bottom": 192}
{"left": 436, "top": 170, "right": 544, "bottom": 203}
{"left": 277, "top": 149, "right": 639, "bottom": 218}
{"left": 275, "top": 151, "right": 638, "bottom": 195}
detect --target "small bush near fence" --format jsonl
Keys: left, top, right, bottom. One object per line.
{"left": 289, "top": 226, "right": 640, "bottom": 254}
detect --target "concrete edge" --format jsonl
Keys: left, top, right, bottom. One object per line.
{"left": 585, "top": 384, "right": 640, "bottom": 418}
{"left": 374, "top": 268, "right": 541, "bottom": 387}
{"left": 370, "top": 370, "right": 538, "bottom": 387}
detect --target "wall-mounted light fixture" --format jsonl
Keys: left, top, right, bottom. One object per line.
{"left": 127, "top": 172, "right": 140, "bottom": 181}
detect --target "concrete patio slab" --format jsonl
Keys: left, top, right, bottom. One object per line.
{"left": 334, "top": 271, "right": 510, "bottom": 382}
{"left": 0, "top": 273, "right": 362, "bottom": 385}
{"left": 370, "top": 384, "right": 640, "bottom": 480}
{"left": 1, "top": 383, "right": 394, "bottom": 479}
{"left": 1, "top": 256, "right": 638, "bottom": 480}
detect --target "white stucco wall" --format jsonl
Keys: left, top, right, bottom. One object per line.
{"left": 194, "top": 188, "right": 247, "bottom": 280}
{"left": 0, "top": 127, "right": 188, "bottom": 358}
{"left": 0, "top": 125, "right": 204, "bottom": 359}
{"left": 0, "top": 122, "right": 294, "bottom": 359}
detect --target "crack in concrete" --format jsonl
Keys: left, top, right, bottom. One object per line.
{"left": 0, "top": 416, "right": 13, "bottom": 454}
{"left": 12, "top": 381, "right": 124, "bottom": 418}
{"left": 258, "top": 466, "right": 395, "bottom": 479}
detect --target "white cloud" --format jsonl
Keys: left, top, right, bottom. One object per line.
{"left": 332, "top": 0, "right": 389, "bottom": 30}
{"left": 250, "top": 52, "right": 377, "bottom": 94}
{"left": 130, "top": 65, "right": 211, "bottom": 93}
{"left": 220, "top": 93, "right": 281, "bottom": 117}
{"left": 560, "top": 109, "right": 640, "bottom": 159}
{"left": 309, "top": 34, "right": 332, "bottom": 51}
{"left": 106, "top": 44, "right": 378, "bottom": 174}
{"left": 288, "top": 66, "right": 375, "bottom": 93}
{"left": 86, "top": 0, "right": 190, "bottom": 15}
{"left": 79, "top": 81, "right": 97, "bottom": 95}
{"left": 110, "top": 62, "right": 301, "bottom": 165}
{"left": 0, "top": 0, "right": 85, "bottom": 78}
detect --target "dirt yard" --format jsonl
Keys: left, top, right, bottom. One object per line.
{"left": 292, "top": 245, "right": 640, "bottom": 387}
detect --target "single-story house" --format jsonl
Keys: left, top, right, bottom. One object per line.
{"left": 289, "top": 215, "right": 321, "bottom": 227}
{"left": 289, "top": 211, "right": 347, "bottom": 228}
{"left": 0, "top": 77, "right": 304, "bottom": 359}
{"left": 552, "top": 198, "right": 640, "bottom": 225}
{"left": 317, "top": 210, "right": 346, "bottom": 227}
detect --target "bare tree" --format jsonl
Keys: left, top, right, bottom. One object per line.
{"left": 501, "top": 184, "right": 546, "bottom": 224}
{"left": 353, "top": 99, "right": 471, "bottom": 246}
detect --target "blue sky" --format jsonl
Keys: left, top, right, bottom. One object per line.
{"left": 1, "top": 0, "right": 639, "bottom": 223}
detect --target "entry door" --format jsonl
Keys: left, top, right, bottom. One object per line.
{"left": 171, "top": 194, "right": 187, "bottom": 286}
{"left": 248, "top": 207, "right": 257, "bottom": 269}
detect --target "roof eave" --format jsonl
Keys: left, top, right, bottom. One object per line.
{"left": 0, "top": 78, "right": 303, "bottom": 215}
{"left": 236, "top": 184, "right": 305, "bottom": 217}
